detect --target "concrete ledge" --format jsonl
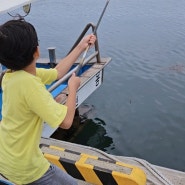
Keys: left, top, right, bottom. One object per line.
{"left": 41, "top": 144, "right": 146, "bottom": 185}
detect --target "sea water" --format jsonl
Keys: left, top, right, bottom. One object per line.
{"left": 1, "top": 0, "right": 185, "bottom": 172}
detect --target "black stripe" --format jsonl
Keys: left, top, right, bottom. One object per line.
{"left": 98, "top": 157, "right": 116, "bottom": 164}
{"left": 65, "top": 149, "right": 80, "bottom": 155}
{"left": 94, "top": 166, "right": 118, "bottom": 185}
{"left": 59, "top": 158, "right": 85, "bottom": 180}
{"left": 39, "top": 143, "right": 49, "bottom": 148}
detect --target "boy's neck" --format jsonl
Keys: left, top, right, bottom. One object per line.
{"left": 23, "top": 61, "right": 36, "bottom": 76}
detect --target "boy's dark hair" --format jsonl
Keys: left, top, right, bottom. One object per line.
{"left": 0, "top": 17, "right": 38, "bottom": 70}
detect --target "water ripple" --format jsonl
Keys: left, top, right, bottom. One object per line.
{"left": 20, "top": 0, "right": 185, "bottom": 171}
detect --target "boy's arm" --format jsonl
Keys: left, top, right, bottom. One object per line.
{"left": 59, "top": 73, "right": 80, "bottom": 129}
{"left": 55, "top": 34, "right": 96, "bottom": 80}
{"left": 59, "top": 89, "right": 76, "bottom": 129}
{"left": 55, "top": 45, "right": 82, "bottom": 80}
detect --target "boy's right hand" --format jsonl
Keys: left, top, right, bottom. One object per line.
{"left": 68, "top": 73, "right": 80, "bottom": 92}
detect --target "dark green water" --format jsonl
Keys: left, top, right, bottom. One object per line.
{"left": 1, "top": 0, "right": 185, "bottom": 172}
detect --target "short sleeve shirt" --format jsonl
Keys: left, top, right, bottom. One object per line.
{"left": 0, "top": 68, "right": 67, "bottom": 184}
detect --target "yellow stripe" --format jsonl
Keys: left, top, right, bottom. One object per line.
{"left": 75, "top": 154, "right": 103, "bottom": 185}
{"left": 49, "top": 145, "right": 65, "bottom": 151}
{"left": 113, "top": 161, "right": 146, "bottom": 185}
{"left": 44, "top": 153, "right": 66, "bottom": 172}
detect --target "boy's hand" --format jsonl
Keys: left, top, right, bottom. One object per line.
{"left": 78, "top": 34, "right": 96, "bottom": 51}
{"left": 68, "top": 73, "right": 80, "bottom": 92}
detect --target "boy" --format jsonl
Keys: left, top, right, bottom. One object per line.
{"left": 0, "top": 18, "right": 96, "bottom": 185}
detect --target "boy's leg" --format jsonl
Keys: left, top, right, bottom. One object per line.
{"left": 28, "top": 164, "right": 77, "bottom": 185}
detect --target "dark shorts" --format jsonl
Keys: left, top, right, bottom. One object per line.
{"left": 27, "top": 164, "right": 77, "bottom": 185}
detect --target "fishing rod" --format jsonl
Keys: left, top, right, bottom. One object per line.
{"left": 75, "top": 0, "right": 110, "bottom": 76}
{"left": 48, "top": 0, "right": 110, "bottom": 93}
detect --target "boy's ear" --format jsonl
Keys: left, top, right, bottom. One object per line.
{"left": 33, "top": 46, "right": 40, "bottom": 59}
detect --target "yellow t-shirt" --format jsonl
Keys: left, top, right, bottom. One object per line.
{"left": 0, "top": 68, "right": 67, "bottom": 184}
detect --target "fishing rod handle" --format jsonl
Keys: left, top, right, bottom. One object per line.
{"left": 75, "top": 46, "right": 90, "bottom": 76}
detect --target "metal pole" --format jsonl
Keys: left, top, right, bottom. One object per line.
{"left": 48, "top": 51, "right": 98, "bottom": 93}
{"left": 75, "top": 0, "right": 110, "bottom": 76}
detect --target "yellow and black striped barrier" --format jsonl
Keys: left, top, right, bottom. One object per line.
{"left": 40, "top": 144, "right": 146, "bottom": 185}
